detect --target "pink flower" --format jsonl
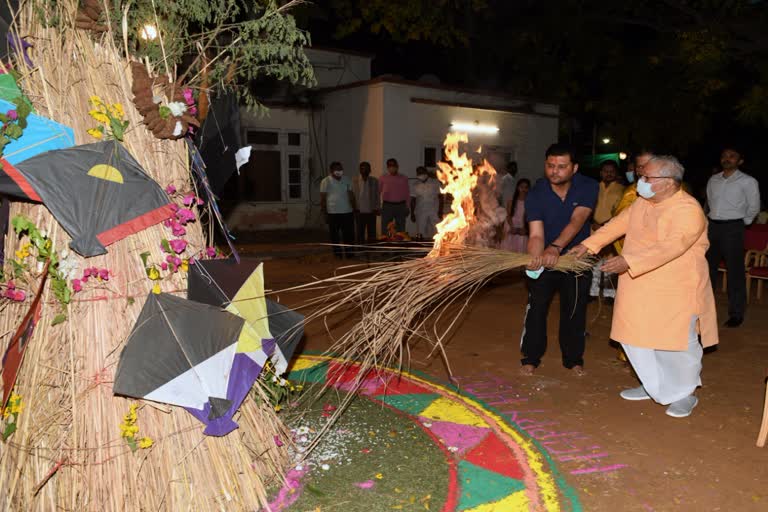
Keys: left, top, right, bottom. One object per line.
{"left": 171, "top": 221, "right": 186, "bottom": 237}
{"left": 188, "top": 105, "right": 198, "bottom": 116}
{"left": 166, "top": 254, "right": 175, "bottom": 263}
{"left": 188, "top": 257, "right": 196, "bottom": 265}
{"left": 163, "top": 219, "right": 173, "bottom": 228}
{"left": 98, "top": 269, "right": 110, "bottom": 281}
{"left": 169, "top": 239, "right": 187, "bottom": 254}
{"left": 354, "top": 480, "right": 375, "bottom": 489}
{"left": 72, "top": 279, "right": 83, "bottom": 293}
{"left": 6, "top": 280, "right": 15, "bottom": 290}
{"left": 273, "top": 435, "right": 284, "bottom": 447}
{"left": 205, "top": 247, "right": 217, "bottom": 258}
{"left": 165, "top": 184, "right": 177, "bottom": 195}
{"left": 4, "top": 285, "right": 25, "bottom": 301}
{"left": 83, "top": 268, "right": 93, "bottom": 278}
{"left": 170, "top": 204, "right": 179, "bottom": 213}
{"left": 175, "top": 208, "right": 195, "bottom": 225}
{"left": 81, "top": 275, "right": 89, "bottom": 283}
{"left": 173, "top": 257, "right": 182, "bottom": 266}
{"left": 183, "top": 88, "right": 194, "bottom": 104}
{"left": 160, "top": 262, "right": 168, "bottom": 271}
{"left": 7, "top": 110, "right": 18, "bottom": 121}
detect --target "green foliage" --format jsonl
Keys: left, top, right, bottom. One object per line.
{"left": 11, "top": 215, "right": 72, "bottom": 317}
{"left": 329, "top": 0, "right": 488, "bottom": 47}
{"left": 113, "top": 0, "right": 315, "bottom": 109}
{"left": 0, "top": 97, "right": 32, "bottom": 157}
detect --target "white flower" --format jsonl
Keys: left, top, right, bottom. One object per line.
{"left": 152, "top": 95, "right": 163, "bottom": 104}
{"left": 321, "top": 464, "right": 330, "bottom": 471}
{"left": 167, "top": 101, "right": 187, "bottom": 117}
{"left": 172, "top": 121, "right": 183, "bottom": 137}
{"left": 58, "top": 250, "right": 80, "bottom": 281}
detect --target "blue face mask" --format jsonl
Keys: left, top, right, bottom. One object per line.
{"left": 625, "top": 171, "right": 635, "bottom": 184}
{"left": 636, "top": 177, "right": 655, "bottom": 198}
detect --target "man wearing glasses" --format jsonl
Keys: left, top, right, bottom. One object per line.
{"left": 571, "top": 156, "right": 718, "bottom": 418}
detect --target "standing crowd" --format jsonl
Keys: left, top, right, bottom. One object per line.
{"left": 518, "top": 142, "right": 761, "bottom": 420}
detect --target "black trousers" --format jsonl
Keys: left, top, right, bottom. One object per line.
{"left": 706, "top": 220, "right": 745, "bottom": 318}
{"left": 355, "top": 212, "right": 377, "bottom": 244}
{"left": 521, "top": 270, "right": 590, "bottom": 368}
{"left": 328, "top": 212, "right": 354, "bottom": 259}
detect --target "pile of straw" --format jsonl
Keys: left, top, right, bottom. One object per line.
{"left": 283, "top": 245, "right": 595, "bottom": 385}
{"left": 0, "top": 3, "right": 287, "bottom": 510}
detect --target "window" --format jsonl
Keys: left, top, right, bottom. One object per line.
{"left": 247, "top": 130, "right": 279, "bottom": 145}
{"left": 288, "top": 154, "right": 303, "bottom": 199}
{"left": 424, "top": 147, "right": 437, "bottom": 168}
{"left": 288, "top": 133, "right": 301, "bottom": 146}
{"left": 242, "top": 150, "right": 282, "bottom": 201}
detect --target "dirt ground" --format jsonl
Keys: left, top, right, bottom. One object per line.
{"left": 252, "top": 240, "right": 768, "bottom": 512}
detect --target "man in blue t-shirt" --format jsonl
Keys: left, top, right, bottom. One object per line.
{"left": 521, "top": 144, "right": 599, "bottom": 376}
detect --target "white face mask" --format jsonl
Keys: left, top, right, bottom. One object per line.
{"left": 636, "top": 177, "right": 655, "bottom": 198}
{"left": 332, "top": 170, "right": 343, "bottom": 178}
{"left": 625, "top": 171, "right": 635, "bottom": 184}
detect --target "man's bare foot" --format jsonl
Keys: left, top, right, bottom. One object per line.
{"left": 571, "top": 365, "right": 586, "bottom": 377}
{"left": 519, "top": 364, "right": 535, "bottom": 376}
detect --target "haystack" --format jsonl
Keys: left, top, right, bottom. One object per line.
{"left": 0, "top": 2, "right": 288, "bottom": 510}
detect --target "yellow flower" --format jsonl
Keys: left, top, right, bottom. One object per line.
{"left": 147, "top": 267, "right": 160, "bottom": 280}
{"left": 274, "top": 404, "right": 282, "bottom": 412}
{"left": 87, "top": 127, "right": 103, "bottom": 140}
{"left": 152, "top": 283, "right": 161, "bottom": 294}
{"left": 296, "top": 385, "right": 304, "bottom": 391}
{"left": 89, "top": 95, "right": 103, "bottom": 107}
{"left": 109, "top": 103, "right": 125, "bottom": 119}
{"left": 89, "top": 109, "right": 110, "bottom": 124}
{"left": 138, "top": 437, "right": 153, "bottom": 449}
{"left": 375, "top": 473, "right": 383, "bottom": 480}
{"left": 180, "top": 259, "right": 189, "bottom": 272}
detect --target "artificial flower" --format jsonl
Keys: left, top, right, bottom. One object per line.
{"left": 176, "top": 208, "right": 195, "bottom": 224}
{"left": 87, "top": 127, "right": 103, "bottom": 139}
{"left": 167, "top": 101, "right": 187, "bottom": 117}
{"left": 160, "top": 262, "right": 168, "bottom": 271}
{"left": 165, "top": 184, "right": 176, "bottom": 195}
{"left": 168, "top": 239, "right": 187, "bottom": 254}
{"left": 152, "top": 283, "right": 161, "bottom": 294}
{"left": 171, "top": 222, "right": 186, "bottom": 237}
{"left": 180, "top": 259, "right": 189, "bottom": 272}
{"left": 89, "top": 109, "right": 110, "bottom": 124}
{"left": 89, "top": 95, "right": 102, "bottom": 106}
{"left": 98, "top": 268, "right": 110, "bottom": 281}
{"left": 147, "top": 267, "right": 160, "bottom": 280}
{"left": 7, "top": 109, "right": 17, "bottom": 121}
{"left": 205, "top": 247, "right": 217, "bottom": 258}
{"left": 72, "top": 279, "right": 83, "bottom": 293}
{"left": 138, "top": 437, "right": 153, "bottom": 449}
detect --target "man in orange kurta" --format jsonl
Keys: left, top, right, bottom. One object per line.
{"left": 571, "top": 156, "right": 718, "bottom": 418}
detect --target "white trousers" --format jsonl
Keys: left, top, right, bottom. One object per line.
{"left": 621, "top": 316, "right": 703, "bottom": 405}
{"left": 415, "top": 210, "right": 439, "bottom": 239}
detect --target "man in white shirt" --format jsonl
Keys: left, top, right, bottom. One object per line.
{"left": 410, "top": 166, "right": 443, "bottom": 240}
{"left": 499, "top": 161, "right": 518, "bottom": 216}
{"left": 320, "top": 161, "right": 356, "bottom": 259}
{"left": 706, "top": 146, "right": 761, "bottom": 327}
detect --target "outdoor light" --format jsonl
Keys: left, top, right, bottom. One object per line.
{"left": 601, "top": 137, "right": 611, "bottom": 144}
{"left": 450, "top": 121, "right": 499, "bottom": 135}
{"left": 140, "top": 24, "right": 158, "bottom": 41}
{"left": 619, "top": 152, "right": 627, "bottom": 160}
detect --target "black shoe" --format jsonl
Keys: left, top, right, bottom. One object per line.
{"left": 724, "top": 316, "right": 743, "bottom": 328}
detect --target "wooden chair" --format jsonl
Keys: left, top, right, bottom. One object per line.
{"left": 745, "top": 229, "right": 768, "bottom": 303}
{"left": 758, "top": 376, "right": 768, "bottom": 447}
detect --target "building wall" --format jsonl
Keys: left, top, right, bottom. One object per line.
{"left": 227, "top": 107, "right": 313, "bottom": 230}
{"left": 381, "top": 82, "right": 559, "bottom": 233}
{"left": 304, "top": 48, "right": 372, "bottom": 89}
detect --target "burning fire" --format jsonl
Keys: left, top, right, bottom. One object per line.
{"left": 429, "top": 132, "right": 503, "bottom": 256}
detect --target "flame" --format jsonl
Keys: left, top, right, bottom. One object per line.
{"left": 429, "top": 132, "right": 499, "bottom": 257}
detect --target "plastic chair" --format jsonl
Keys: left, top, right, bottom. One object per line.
{"left": 745, "top": 229, "right": 768, "bottom": 303}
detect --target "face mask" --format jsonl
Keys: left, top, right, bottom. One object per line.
{"left": 636, "top": 177, "right": 655, "bottom": 199}
{"left": 333, "top": 170, "right": 343, "bottom": 178}
{"left": 625, "top": 171, "right": 635, "bottom": 184}
{"left": 417, "top": 174, "right": 428, "bottom": 182}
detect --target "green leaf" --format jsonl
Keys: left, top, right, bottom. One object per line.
{"left": 160, "top": 239, "right": 171, "bottom": 254}
{"left": 140, "top": 251, "right": 150, "bottom": 267}
{"left": 126, "top": 297, "right": 135, "bottom": 306}
{"left": 18, "top": 118, "right": 27, "bottom": 130}
{"left": 13, "top": 97, "right": 31, "bottom": 119}
{"left": 158, "top": 106, "right": 171, "bottom": 119}
{"left": 51, "top": 313, "right": 67, "bottom": 326}
{"left": 2, "top": 419, "right": 17, "bottom": 441}
{"left": 126, "top": 437, "right": 138, "bottom": 453}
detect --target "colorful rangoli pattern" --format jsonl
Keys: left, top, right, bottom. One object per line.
{"left": 287, "top": 355, "right": 582, "bottom": 512}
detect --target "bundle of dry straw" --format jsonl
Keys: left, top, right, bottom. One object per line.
{"left": 282, "top": 245, "right": 594, "bottom": 387}
{"left": 0, "top": 3, "right": 287, "bottom": 510}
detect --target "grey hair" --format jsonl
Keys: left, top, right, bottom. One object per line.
{"left": 648, "top": 155, "right": 685, "bottom": 183}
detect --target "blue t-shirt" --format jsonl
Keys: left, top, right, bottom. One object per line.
{"left": 524, "top": 173, "right": 599, "bottom": 251}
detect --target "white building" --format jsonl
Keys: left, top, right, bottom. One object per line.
{"left": 225, "top": 47, "right": 559, "bottom": 231}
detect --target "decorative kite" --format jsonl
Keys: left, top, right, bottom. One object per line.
{"left": 0, "top": 140, "right": 175, "bottom": 256}
{"left": 187, "top": 258, "right": 304, "bottom": 373}
{"left": 113, "top": 293, "right": 277, "bottom": 436}
{"left": 0, "top": 98, "right": 74, "bottom": 164}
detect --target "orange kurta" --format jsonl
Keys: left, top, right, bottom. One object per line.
{"left": 582, "top": 190, "right": 719, "bottom": 350}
